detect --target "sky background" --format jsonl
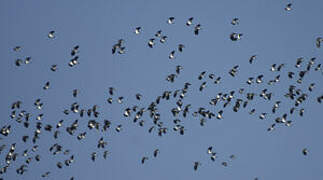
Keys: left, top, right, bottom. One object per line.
{"left": 0, "top": 0, "right": 323, "bottom": 179}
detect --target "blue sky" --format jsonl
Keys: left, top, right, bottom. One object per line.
{"left": 0, "top": 0, "right": 322, "bottom": 179}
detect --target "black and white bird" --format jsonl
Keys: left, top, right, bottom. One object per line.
{"left": 135, "top": 27, "right": 142, "bottom": 35}
{"left": 186, "top": 17, "right": 194, "bottom": 26}
{"left": 285, "top": 3, "right": 292, "bottom": 11}
{"left": 231, "top": 18, "right": 239, "bottom": 25}
{"left": 230, "top": 33, "right": 243, "bottom": 41}
{"left": 48, "top": 31, "right": 55, "bottom": 39}
{"left": 316, "top": 37, "right": 322, "bottom": 48}
{"left": 167, "top": 17, "right": 175, "bottom": 24}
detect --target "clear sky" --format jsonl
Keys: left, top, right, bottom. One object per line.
{"left": 0, "top": 0, "right": 323, "bottom": 180}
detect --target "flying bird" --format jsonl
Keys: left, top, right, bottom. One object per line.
{"left": 186, "top": 17, "right": 194, "bottom": 26}
{"left": 48, "top": 31, "right": 55, "bottom": 39}
{"left": 167, "top": 17, "right": 175, "bottom": 24}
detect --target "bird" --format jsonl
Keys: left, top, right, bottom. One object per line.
{"left": 91, "top": 152, "right": 97, "bottom": 162}
{"left": 169, "top": 51, "right": 175, "bottom": 59}
{"left": 194, "top": 24, "right": 201, "bottom": 35}
{"left": 153, "top": 149, "right": 159, "bottom": 157}
{"left": 43, "top": 81, "right": 50, "bottom": 90}
{"left": 210, "top": 152, "right": 217, "bottom": 161}
{"left": 148, "top": 38, "right": 155, "bottom": 48}
{"left": 103, "top": 151, "right": 109, "bottom": 159}
{"left": 230, "top": 33, "right": 243, "bottom": 41}
{"left": 193, "top": 161, "right": 201, "bottom": 171}
{"left": 50, "top": 65, "right": 57, "bottom": 72}
{"left": 13, "top": 46, "right": 21, "bottom": 52}
{"left": 178, "top": 44, "right": 185, "bottom": 52}
{"left": 135, "top": 27, "right": 142, "bottom": 34}
{"left": 167, "top": 17, "right": 175, "bottom": 24}
{"left": 73, "top": 89, "right": 79, "bottom": 97}
{"left": 302, "top": 148, "right": 308, "bottom": 156}
{"left": 176, "top": 65, "right": 183, "bottom": 74}
{"left": 198, "top": 71, "right": 206, "bottom": 80}
{"left": 186, "top": 17, "right": 194, "bottom": 26}
{"left": 15, "top": 59, "right": 23, "bottom": 66}
{"left": 141, "top": 156, "right": 148, "bottom": 164}
{"left": 285, "top": 3, "right": 292, "bottom": 11}
{"left": 316, "top": 37, "right": 323, "bottom": 48}
{"left": 231, "top": 18, "right": 239, "bottom": 25}
{"left": 71, "top": 45, "right": 79, "bottom": 56}
{"left": 24, "top": 57, "right": 31, "bottom": 64}
{"left": 48, "top": 31, "right": 55, "bottom": 39}
{"left": 160, "top": 36, "right": 167, "bottom": 43}
{"left": 207, "top": 146, "right": 213, "bottom": 154}
{"left": 308, "top": 83, "right": 315, "bottom": 92}
{"left": 155, "top": 30, "right": 162, "bottom": 37}
{"left": 249, "top": 55, "right": 257, "bottom": 64}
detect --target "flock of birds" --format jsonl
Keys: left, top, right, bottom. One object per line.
{"left": 1, "top": 2, "right": 323, "bottom": 180}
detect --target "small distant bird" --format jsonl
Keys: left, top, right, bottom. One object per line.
{"left": 169, "top": 50, "right": 175, "bottom": 59}
{"left": 13, "top": 46, "right": 21, "bottom": 52}
{"left": 210, "top": 152, "right": 217, "bottom": 161}
{"left": 155, "top": 30, "right": 162, "bottom": 37}
{"left": 24, "top": 57, "right": 31, "bottom": 64}
{"left": 221, "top": 161, "right": 228, "bottom": 167}
{"left": 259, "top": 113, "right": 267, "bottom": 120}
{"left": 285, "top": 3, "right": 292, "bottom": 11}
{"left": 199, "top": 82, "right": 207, "bottom": 91}
{"left": 57, "top": 162, "right": 63, "bottom": 168}
{"left": 249, "top": 55, "right": 257, "bottom": 64}
{"left": 231, "top": 18, "right": 239, "bottom": 25}
{"left": 68, "top": 56, "right": 79, "bottom": 67}
{"left": 167, "top": 17, "right": 175, "bottom": 24}
{"left": 48, "top": 31, "right": 55, "bottom": 39}
{"left": 308, "top": 83, "right": 315, "bottom": 92}
{"left": 141, "top": 156, "right": 148, "bottom": 164}
{"left": 299, "top": 108, "right": 304, "bottom": 116}
{"left": 207, "top": 146, "right": 213, "bottom": 154}
{"left": 135, "top": 27, "right": 142, "bottom": 34}
{"left": 216, "top": 110, "right": 223, "bottom": 119}
{"left": 153, "top": 149, "right": 159, "bottom": 157}
{"left": 194, "top": 161, "right": 201, "bottom": 171}
{"left": 302, "top": 148, "right": 308, "bottom": 156}
{"left": 230, "top": 154, "right": 236, "bottom": 160}
{"left": 160, "top": 36, "right": 167, "bottom": 43}
{"left": 71, "top": 45, "right": 79, "bottom": 56}
{"left": 136, "top": 93, "right": 142, "bottom": 100}
{"left": 103, "top": 150, "right": 109, "bottom": 159}
{"left": 148, "top": 38, "right": 155, "bottom": 48}
{"left": 186, "top": 17, "right": 194, "bottom": 26}
{"left": 91, "top": 152, "right": 97, "bottom": 161}
{"left": 229, "top": 65, "right": 239, "bottom": 77}
{"left": 178, "top": 44, "right": 185, "bottom": 52}
{"left": 43, "top": 81, "right": 50, "bottom": 90}
{"left": 194, "top": 24, "right": 201, "bottom": 35}
{"left": 267, "top": 124, "right": 276, "bottom": 132}
{"left": 295, "top": 57, "right": 303, "bottom": 68}
{"left": 316, "top": 37, "right": 322, "bottom": 48}
{"left": 51, "top": 65, "right": 57, "bottom": 72}
{"left": 198, "top": 71, "right": 206, "bottom": 80}
{"left": 117, "top": 96, "right": 123, "bottom": 104}
{"left": 256, "top": 75, "right": 263, "bottom": 84}
{"left": 270, "top": 64, "right": 277, "bottom": 71}
{"left": 73, "top": 89, "right": 79, "bottom": 97}
{"left": 176, "top": 65, "right": 183, "bottom": 74}
{"left": 116, "top": 125, "right": 122, "bottom": 132}
{"left": 15, "top": 59, "right": 23, "bottom": 66}
{"left": 230, "top": 33, "right": 243, "bottom": 41}
{"left": 41, "top": 172, "right": 50, "bottom": 178}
